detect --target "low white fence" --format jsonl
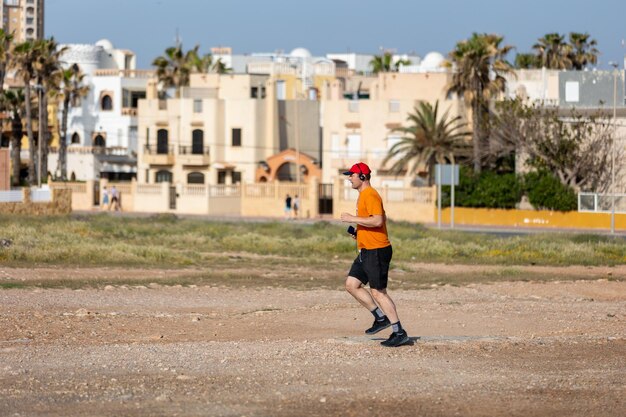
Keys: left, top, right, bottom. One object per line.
{"left": 0, "top": 190, "right": 23, "bottom": 203}
{"left": 30, "top": 188, "right": 52, "bottom": 202}
{"left": 0, "top": 188, "right": 51, "bottom": 203}
{"left": 578, "top": 193, "right": 626, "bottom": 213}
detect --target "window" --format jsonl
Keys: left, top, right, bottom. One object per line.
{"left": 389, "top": 100, "right": 400, "bottom": 112}
{"left": 387, "top": 135, "right": 401, "bottom": 150}
{"left": 71, "top": 132, "right": 80, "bottom": 144}
{"left": 122, "top": 89, "right": 146, "bottom": 108}
{"left": 346, "top": 134, "right": 361, "bottom": 157}
{"left": 192, "top": 129, "right": 204, "bottom": 154}
{"left": 232, "top": 128, "right": 241, "bottom": 147}
{"left": 217, "top": 171, "right": 227, "bottom": 184}
{"left": 251, "top": 86, "right": 266, "bottom": 99}
{"left": 101, "top": 94, "right": 113, "bottom": 111}
{"left": 331, "top": 133, "right": 341, "bottom": 158}
{"left": 94, "top": 134, "right": 105, "bottom": 147}
{"left": 155, "top": 170, "right": 173, "bottom": 183}
{"left": 157, "top": 129, "right": 169, "bottom": 154}
{"left": 565, "top": 81, "right": 579, "bottom": 103}
{"left": 232, "top": 171, "right": 242, "bottom": 184}
{"left": 187, "top": 172, "right": 205, "bottom": 184}
{"left": 193, "top": 99, "right": 202, "bottom": 113}
{"left": 276, "top": 80, "right": 286, "bottom": 100}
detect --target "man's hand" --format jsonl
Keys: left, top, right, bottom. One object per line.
{"left": 340, "top": 212, "right": 354, "bottom": 223}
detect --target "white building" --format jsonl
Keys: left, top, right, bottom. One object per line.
{"left": 48, "top": 39, "right": 151, "bottom": 180}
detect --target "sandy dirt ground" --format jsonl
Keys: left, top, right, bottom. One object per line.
{"left": 0, "top": 265, "right": 624, "bottom": 417}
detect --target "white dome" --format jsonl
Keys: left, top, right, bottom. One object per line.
{"left": 95, "top": 39, "right": 114, "bottom": 51}
{"left": 290, "top": 47, "right": 312, "bottom": 59}
{"left": 421, "top": 51, "right": 445, "bottom": 71}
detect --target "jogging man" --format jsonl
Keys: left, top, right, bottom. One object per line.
{"left": 340, "top": 162, "right": 409, "bottom": 347}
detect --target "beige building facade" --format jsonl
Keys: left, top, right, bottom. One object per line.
{"left": 1, "top": 0, "right": 43, "bottom": 42}
{"left": 320, "top": 71, "right": 466, "bottom": 186}
{"left": 137, "top": 73, "right": 322, "bottom": 187}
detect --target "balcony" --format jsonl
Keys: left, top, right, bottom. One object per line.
{"left": 178, "top": 145, "right": 210, "bottom": 166}
{"left": 143, "top": 144, "right": 175, "bottom": 165}
{"left": 121, "top": 107, "right": 138, "bottom": 116}
{"left": 93, "top": 69, "right": 155, "bottom": 78}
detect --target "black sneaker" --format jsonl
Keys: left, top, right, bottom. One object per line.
{"left": 381, "top": 330, "right": 410, "bottom": 347}
{"left": 365, "top": 317, "right": 391, "bottom": 335}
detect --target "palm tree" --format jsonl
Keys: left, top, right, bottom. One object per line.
{"left": 152, "top": 44, "right": 198, "bottom": 97}
{"left": 1, "top": 89, "right": 25, "bottom": 186}
{"left": 33, "top": 38, "right": 65, "bottom": 183}
{"left": 212, "top": 58, "right": 231, "bottom": 74}
{"left": 568, "top": 32, "right": 599, "bottom": 70}
{"left": 514, "top": 53, "right": 539, "bottom": 69}
{"left": 370, "top": 52, "right": 393, "bottom": 73}
{"left": 393, "top": 58, "right": 412, "bottom": 71}
{"left": 58, "top": 63, "right": 89, "bottom": 180}
{"left": 12, "top": 40, "right": 38, "bottom": 185}
{"left": 190, "top": 50, "right": 213, "bottom": 73}
{"left": 0, "top": 29, "right": 14, "bottom": 94}
{"left": 533, "top": 33, "right": 572, "bottom": 69}
{"left": 445, "top": 33, "right": 513, "bottom": 173}
{"left": 382, "top": 101, "right": 469, "bottom": 185}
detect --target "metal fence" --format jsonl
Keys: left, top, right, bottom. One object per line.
{"left": 0, "top": 188, "right": 51, "bottom": 203}
{"left": 578, "top": 193, "right": 626, "bottom": 213}
{"left": 30, "top": 188, "right": 52, "bottom": 202}
{"left": 0, "top": 190, "right": 23, "bottom": 203}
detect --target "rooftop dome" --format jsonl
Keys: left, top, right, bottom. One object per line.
{"left": 290, "top": 47, "right": 312, "bottom": 59}
{"left": 95, "top": 39, "right": 114, "bottom": 51}
{"left": 421, "top": 51, "right": 445, "bottom": 71}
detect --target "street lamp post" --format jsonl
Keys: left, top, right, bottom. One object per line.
{"left": 35, "top": 84, "right": 44, "bottom": 188}
{"left": 610, "top": 62, "right": 618, "bottom": 234}
{"left": 295, "top": 100, "right": 300, "bottom": 184}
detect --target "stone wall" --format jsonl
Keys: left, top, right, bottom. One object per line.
{"left": 0, "top": 188, "right": 72, "bottom": 215}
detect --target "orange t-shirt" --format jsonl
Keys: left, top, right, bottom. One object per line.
{"left": 356, "top": 187, "right": 391, "bottom": 250}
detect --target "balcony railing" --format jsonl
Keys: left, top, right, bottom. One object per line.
{"left": 179, "top": 145, "right": 210, "bottom": 155}
{"left": 49, "top": 146, "right": 133, "bottom": 156}
{"left": 121, "top": 108, "right": 138, "bottom": 116}
{"left": 144, "top": 144, "right": 175, "bottom": 155}
{"left": 93, "top": 69, "right": 155, "bottom": 78}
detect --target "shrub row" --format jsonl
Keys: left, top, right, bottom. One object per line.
{"left": 441, "top": 167, "right": 578, "bottom": 211}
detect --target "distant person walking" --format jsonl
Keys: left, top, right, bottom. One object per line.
{"left": 293, "top": 194, "right": 300, "bottom": 219}
{"left": 101, "top": 186, "right": 109, "bottom": 211}
{"left": 109, "top": 185, "right": 120, "bottom": 211}
{"left": 284, "top": 194, "right": 292, "bottom": 219}
{"left": 340, "top": 162, "right": 409, "bottom": 347}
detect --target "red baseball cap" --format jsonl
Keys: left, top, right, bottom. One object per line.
{"left": 343, "top": 162, "right": 371, "bottom": 176}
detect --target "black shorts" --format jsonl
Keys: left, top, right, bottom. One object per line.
{"left": 348, "top": 245, "right": 392, "bottom": 290}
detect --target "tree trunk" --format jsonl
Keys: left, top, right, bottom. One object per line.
{"left": 59, "top": 96, "right": 69, "bottom": 181}
{"left": 10, "top": 115, "right": 22, "bottom": 187}
{"left": 41, "top": 91, "right": 49, "bottom": 182}
{"left": 472, "top": 97, "right": 482, "bottom": 174}
{"left": 24, "top": 83, "right": 36, "bottom": 185}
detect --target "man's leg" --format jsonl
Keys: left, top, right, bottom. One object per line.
{"left": 370, "top": 288, "right": 399, "bottom": 324}
{"left": 345, "top": 276, "right": 377, "bottom": 311}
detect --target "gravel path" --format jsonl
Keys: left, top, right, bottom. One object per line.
{"left": 0, "top": 268, "right": 624, "bottom": 417}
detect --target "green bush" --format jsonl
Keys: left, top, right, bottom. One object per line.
{"left": 442, "top": 167, "right": 522, "bottom": 209}
{"left": 523, "top": 171, "right": 577, "bottom": 211}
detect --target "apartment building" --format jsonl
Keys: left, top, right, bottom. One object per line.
{"left": 137, "top": 72, "right": 322, "bottom": 186}
{"left": 1, "top": 0, "right": 43, "bottom": 41}
{"left": 320, "top": 68, "right": 466, "bottom": 187}
{"left": 213, "top": 47, "right": 336, "bottom": 100}
{"left": 48, "top": 39, "right": 150, "bottom": 180}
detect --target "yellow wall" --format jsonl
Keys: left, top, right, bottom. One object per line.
{"left": 439, "top": 207, "right": 626, "bottom": 230}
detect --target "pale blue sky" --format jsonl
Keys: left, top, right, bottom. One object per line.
{"left": 47, "top": 0, "right": 625, "bottom": 69}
